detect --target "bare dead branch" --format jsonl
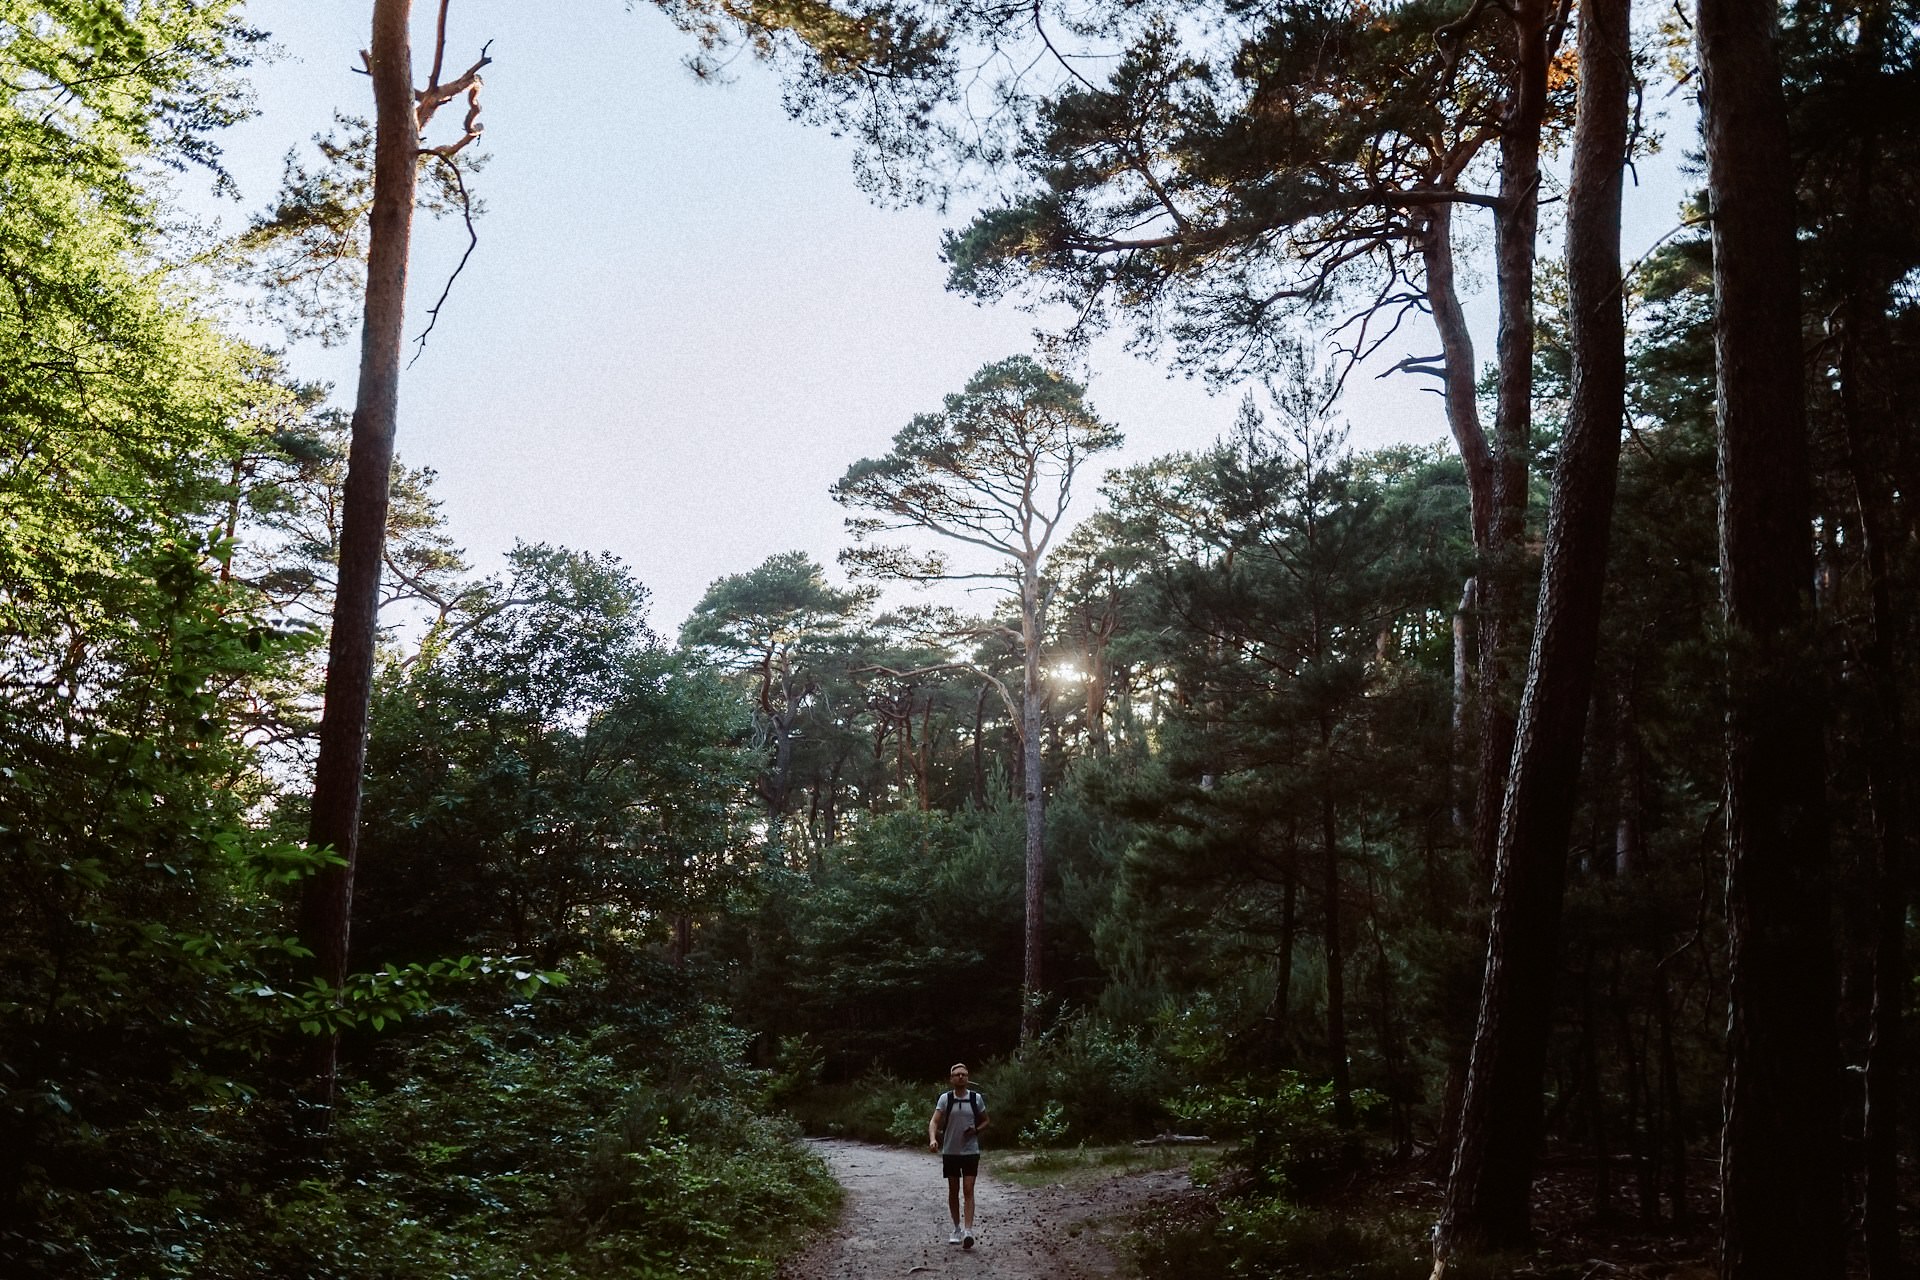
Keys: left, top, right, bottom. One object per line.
{"left": 1378, "top": 352, "right": 1449, "bottom": 380}
{"left": 409, "top": 152, "right": 479, "bottom": 364}
{"left": 416, "top": 40, "right": 492, "bottom": 130}
{"left": 429, "top": 0, "right": 451, "bottom": 88}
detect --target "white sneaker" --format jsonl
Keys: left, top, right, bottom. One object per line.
{"left": 949, "top": 1228, "right": 963, "bottom": 1244}
{"left": 963, "top": 1230, "right": 975, "bottom": 1250}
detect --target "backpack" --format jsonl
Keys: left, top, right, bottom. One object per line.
{"left": 938, "top": 1090, "right": 984, "bottom": 1128}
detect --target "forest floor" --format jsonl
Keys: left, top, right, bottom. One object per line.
{"left": 779, "top": 1139, "right": 1195, "bottom": 1279}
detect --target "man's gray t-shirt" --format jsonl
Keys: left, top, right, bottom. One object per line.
{"left": 937, "top": 1089, "right": 986, "bottom": 1156}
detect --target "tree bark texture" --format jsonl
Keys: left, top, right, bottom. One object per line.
{"left": 1433, "top": 0, "right": 1630, "bottom": 1254}
{"left": 1696, "top": 0, "right": 1846, "bottom": 1269}
{"left": 1420, "top": 201, "right": 1494, "bottom": 551}
{"left": 1848, "top": 332, "right": 1911, "bottom": 1280}
{"left": 1469, "top": 0, "right": 1551, "bottom": 883}
{"left": 300, "top": 0, "right": 418, "bottom": 1100}
{"left": 1421, "top": 206, "right": 1491, "bottom": 842}
{"left": 1832, "top": 87, "right": 1911, "bottom": 1276}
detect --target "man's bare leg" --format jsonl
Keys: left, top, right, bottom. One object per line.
{"left": 947, "top": 1177, "right": 961, "bottom": 1227}
{"left": 962, "top": 1173, "right": 977, "bottom": 1232}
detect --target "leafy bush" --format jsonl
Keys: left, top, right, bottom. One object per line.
{"left": 784, "top": 1069, "right": 930, "bottom": 1143}
{"left": 890, "top": 1099, "right": 932, "bottom": 1146}
{"left": 1019, "top": 1100, "right": 1071, "bottom": 1145}
{"left": 254, "top": 1014, "right": 841, "bottom": 1280}
{"left": 1169, "top": 1073, "right": 1380, "bottom": 1199}
{"left": 25, "top": 1003, "right": 840, "bottom": 1280}
{"left": 983, "top": 1012, "right": 1177, "bottom": 1145}
{"left": 726, "top": 809, "right": 1026, "bottom": 1078}
{"left": 762, "top": 1033, "right": 827, "bottom": 1108}
{"left": 1130, "top": 1194, "right": 1431, "bottom": 1279}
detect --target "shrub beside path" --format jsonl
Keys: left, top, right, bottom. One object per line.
{"left": 779, "top": 1139, "right": 1191, "bottom": 1279}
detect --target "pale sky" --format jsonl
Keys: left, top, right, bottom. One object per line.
{"left": 193, "top": 1, "right": 1688, "bottom": 632}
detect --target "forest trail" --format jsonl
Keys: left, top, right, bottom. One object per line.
{"left": 780, "top": 1139, "right": 1191, "bottom": 1279}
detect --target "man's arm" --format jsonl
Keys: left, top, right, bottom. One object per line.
{"left": 928, "top": 1102, "right": 944, "bottom": 1151}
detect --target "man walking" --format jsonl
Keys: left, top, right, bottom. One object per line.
{"left": 928, "top": 1062, "right": 989, "bottom": 1248}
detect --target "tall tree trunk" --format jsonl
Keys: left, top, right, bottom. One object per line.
{"left": 1833, "top": 90, "right": 1910, "bottom": 1278}
{"left": 1614, "top": 673, "right": 1645, "bottom": 876}
{"left": 1419, "top": 201, "right": 1491, "bottom": 843}
{"left": 1696, "top": 0, "right": 1846, "bottom": 1268}
{"left": 1433, "top": 0, "right": 1629, "bottom": 1256}
{"left": 1085, "top": 633, "right": 1109, "bottom": 760}
{"left": 1469, "top": 0, "right": 1550, "bottom": 881}
{"left": 768, "top": 713, "right": 795, "bottom": 866}
{"left": 1420, "top": 200, "right": 1494, "bottom": 546}
{"left": 1450, "top": 579, "right": 1475, "bottom": 835}
{"left": 1852, "top": 390, "right": 1910, "bottom": 1280}
{"left": 299, "top": 0, "right": 418, "bottom": 1107}
{"left": 1019, "top": 567, "right": 1048, "bottom": 1044}
{"left": 972, "top": 682, "right": 989, "bottom": 807}
{"left": 1657, "top": 975, "right": 1689, "bottom": 1223}
{"left": 1577, "top": 958, "right": 1611, "bottom": 1221}
{"left": 1273, "top": 847, "right": 1297, "bottom": 1047}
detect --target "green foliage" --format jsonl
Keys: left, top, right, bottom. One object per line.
{"left": 1130, "top": 1193, "right": 1434, "bottom": 1280}
{"left": 834, "top": 355, "right": 1122, "bottom": 584}
{"left": 0, "top": 539, "right": 322, "bottom": 1273}
{"left": 1019, "top": 1100, "right": 1071, "bottom": 1145}
{"left": 889, "top": 1098, "right": 933, "bottom": 1146}
{"left": 938, "top": 1, "right": 1531, "bottom": 384}
{"left": 356, "top": 543, "right": 755, "bottom": 968}
{"left": 681, "top": 551, "right": 874, "bottom": 864}
{"left": 74, "top": 1009, "right": 839, "bottom": 1280}
{"left": 1170, "top": 1074, "right": 1382, "bottom": 1200}
{"left": 738, "top": 807, "right": 1027, "bottom": 1074}
{"left": 762, "top": 1032, "right": 828, "bottom": 1107}
{"left": 783, "top": 1070, "right": 929, "bottom": 1143}
{"left": 984, "top": 1012, "right": 1178, "bottom": 1145}
{"left": 229, "top": 111, "right": 485, "bottom": 345}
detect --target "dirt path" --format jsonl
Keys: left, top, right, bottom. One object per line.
{"left": 779, "top": 1140, "right": 1190, "bottom": 1280}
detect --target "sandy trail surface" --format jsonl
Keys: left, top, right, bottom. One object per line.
{"left": 779, "top": 1139, "right": 1189, "bottom": 1280}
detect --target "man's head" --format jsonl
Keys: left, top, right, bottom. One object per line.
{"left": 949, "top": 1063, "right": 969, "bottom": 1089}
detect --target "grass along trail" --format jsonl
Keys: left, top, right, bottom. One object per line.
{"left": 779, "top": 1139, "right": 1197, "bottom": 1279}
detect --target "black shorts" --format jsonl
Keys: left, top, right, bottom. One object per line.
{"left": 942, "top": 1153, "right": 980, "bottom": 1179}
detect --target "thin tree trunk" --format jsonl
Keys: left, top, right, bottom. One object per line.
{"left": 1451, "top": 579, "right": 1474, "bottom": 835}
{"left": 1368, "top": 867, "right": 1413, "bottom": 1157}
{"left": 1696, "top": 0, "right": 1846, "bottom": 1266}
{"left": 1421, "top": 199, "right": 1495, "bottom": 542}
{"left": 1421, "top": 202, "right": 1489, "bottom": 843}
{"left": 219, "top": 456, "right": 245, "bottom": 584}
{"left": 1468, "top": 0, "right": 1550, "bottom": 881}
{"left": 1020, "top": 568, "right": 1047, "bottom": 1045}
{"left": 1433, "top": 0, "right": 1628, "bottom": 1256}
{"left": 769, "top": 714, "right": 795, "bottom": 865}
{"left": 1621, "top": 997, "right": 1658, "bottom": 1223}
{"left": 1834, "top": 129, "right": 1911, "bottom": 1280}
{"left": 1658, "top": 976, "right": 1689, "bottom": 1223}
{"left": 300, "top": 0, "right": 418, "bottom": 1107}
{"left": 1579, "top": 959, "right": 1611, "bottom": 1221}
{"left": 1614, "top": 674, "right": 1645, "bottom": 876}
{"left": 1274, "top": 836, "right": 1298, "bottom": 1046}
{"left": 972, "top": 683, "right": 989, "bottom": 807}
{"left": 1844, "top": 334, "right": 1909, "bottom": 1280}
